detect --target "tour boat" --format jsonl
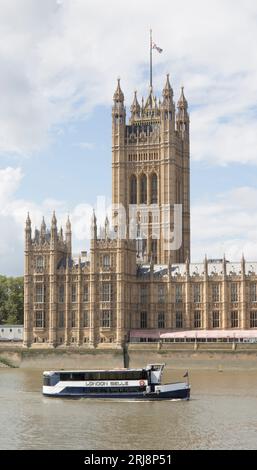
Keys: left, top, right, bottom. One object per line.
{"left": 42, "top": 363, "right": 190, "bottom": 400}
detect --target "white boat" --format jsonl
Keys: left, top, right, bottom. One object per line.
{"left": 42, "top": 363, "right": 190, "bottom": 400}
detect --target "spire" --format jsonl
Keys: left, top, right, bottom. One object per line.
{"left": 105, "top": 215, "right": 110, "bottom": 239}
{"left": 51, "top": 211, "right": 57, "bottom": 228}
{"left": 65, "top": 215, "right": 72, "bottom": 254}
{"left": 40, "top": 216, "right": 46, "bottom": 234}
{"left": 142, "top": 86, "right": 160, "bottom": 119}
{"left": 25, "top": 212, "right": 32, "bottom": 244}
{"left": 59, "top": 226, "right": 63, "bottom": 241}
{"left": 112, "top": 78, "right": 125, "bottom": 128}
{"left": 34, "top": 227, "right": 40, "bottom": 243}
{"left": 50, "top": 211, "right": 58, "bottom": 245}
{"left": 113, "top": 78, "right": 124, "bottom": 102}
{"left": 177, "top": 86, "right": 188, "bottom": 110}
{"left": 176, "top": 86, "right": 189, "bottom": 137}
{"left": 26, "top": 212, "right": 31, "bottom": 229}
{"left": 241, "top": 253, "right": 246, "bottom": 276}
{"left": 222, "top": 254, "right": 227, "bottom": 276}
{"left": 130, "top": 90, "right": 140, "bottom": 118}
{"left": 145, "top": 86, "right": 155, "bottom": 109}
{"left": 162, "top": 73, "right": 173, "bottom": 100}
{"left": 66, "top": 215, "right": 71, "bottom": 232}
{"left": 91, "top": 210, "right": 97, "bottom": 240}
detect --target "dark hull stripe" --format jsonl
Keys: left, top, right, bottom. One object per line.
{"left": 43, "top": 388, "right": 190, "bottom": 400}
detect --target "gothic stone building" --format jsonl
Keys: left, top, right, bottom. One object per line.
{"left": 23, "top": 76, "right": 257, "bottom": 348}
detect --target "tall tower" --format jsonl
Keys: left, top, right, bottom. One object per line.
{"left": 112, "top": 75, "right": 190, "bottom": 264}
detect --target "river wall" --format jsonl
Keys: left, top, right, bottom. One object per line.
{"left": 0, "top": 342, "right": 257, "bottom": 369}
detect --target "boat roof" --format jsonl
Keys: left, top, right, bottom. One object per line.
{"left": 43, "top": 364, "right": 165, "bottom": 374}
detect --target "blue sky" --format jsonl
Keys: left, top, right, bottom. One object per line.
{"left": 1, "top": 0, "right": 257, "bottom": 275}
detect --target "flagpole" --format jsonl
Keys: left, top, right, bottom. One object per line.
{"left": 150, "top": 28, "right": 152, "bottom": 88}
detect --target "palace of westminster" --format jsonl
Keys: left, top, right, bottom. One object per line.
{"left": 23, "top": 75, "right": 257, "bottom": 348}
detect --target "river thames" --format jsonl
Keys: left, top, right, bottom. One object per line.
{"left": 0, "top": 367, "right": 257, "bottom": 449}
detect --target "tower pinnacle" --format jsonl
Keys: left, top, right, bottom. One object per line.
{"left": 162, "top": 73, "right": 173, "bottom": 100}
{"left": 130, "top": 90, "right": 140, "bottom": 118}
{"left": 26, "top": 212, "right": 31, "bottom": 228}
{"left": 113, "top": 78, "right": 124, "bottom": 102}
{"left": 51, "top": 211, "right": 57, "bottom": 228}
{"left": 177, "top": 86, "right": 188, "bottom": 109}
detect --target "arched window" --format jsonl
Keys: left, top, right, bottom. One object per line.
{"left": 36, "top": 256, "right": 44, "bottom": 270}
{"left": 130, "top": 175, "right": 137, "bottom": 204}
{"left": 151, "top": 173, "right": 158, "bottom": 204}
{"left": 140, "top": 174, "right": 147, "bottom": 204}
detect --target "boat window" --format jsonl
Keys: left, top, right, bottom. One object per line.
{"left": 58, "top": 370, "right": 148, "bottom": 382}
{"left": 43, "top": 376, "right": 51, "bottom": 386}
{"left": 43, "top": 373, "right": 59, "bottom": 386}
{"left": 60, "top": 373, "right": 86, "bottom": 381}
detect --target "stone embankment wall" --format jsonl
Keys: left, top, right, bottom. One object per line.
{"left": 0, "top": 342, "right": 257, "bottom": 369}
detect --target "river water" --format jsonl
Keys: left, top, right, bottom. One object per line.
{"left": 0, "top": 367, "right": 257, "bottom": 450}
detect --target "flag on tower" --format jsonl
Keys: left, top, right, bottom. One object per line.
{"left": 152, "top": 42, "right": 163, "bottom": 53}
{"left": 183, "top": 371, "right": 189, "bottom": 378}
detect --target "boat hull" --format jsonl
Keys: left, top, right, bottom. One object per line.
{"left": 43, "top": 386, "right": 190, "bottom": 400}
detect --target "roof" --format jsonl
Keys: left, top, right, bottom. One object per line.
{"left": 0, "top": 325, "right": 23, "bottom": 328}
{"left": 130, "top": 329, "right": 257, "bottom": 339}
{"left": 137, "top": 260, "right": 257, "bottom": 278}
{"left": 43, "top": 368, "right": 146, "bottom": 374}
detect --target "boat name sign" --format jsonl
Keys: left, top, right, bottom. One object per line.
{"left": 84, "top": 380, "right": 145, "bottom": 387}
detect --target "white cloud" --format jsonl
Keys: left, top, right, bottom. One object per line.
{"left": 0, "top": 167, "right": 23, "bottom": 205}
{"left": 1, "top": 1, "right": 257, "bottom": 273}
{"left": 0, "top": 166, "right": 109, "bottom": 274}
{"left": 0, "top": 166, "right": 67, "bottom": 274}
{"left": 0, "top": 0, "right": 257, "bottom": 163}
{"left": 74, "top": 141, "right": 95, "bottom": 150}
{"left": 1, "top": 164, "right": 257, "bottom": 274}
{"left": 192, "top": 186, "right": 257, "bottom": 262}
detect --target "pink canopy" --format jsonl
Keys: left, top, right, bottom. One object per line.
{"left": 130, "top": 329, "right": 257, "bottom": 339}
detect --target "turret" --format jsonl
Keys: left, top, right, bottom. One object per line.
{"left": 112, "top": 78, "right": 126, "bottom": 159}
{"left": 142, "top": 86, "right": 160, "bottom": 119}
{"left": 91, "top": 210, "right": 97, "bottom": 240}
{"left": 130, "top": 90, "right": 140, "bottom": 121}
{"left": 50, "top": 211, "right": 58, "bottom": 245}
{"left": 222, "top": 254, "right": 227, "bottom": 277}
{"left": 112, "top": 78, "right": 125, "bottom": 122}
{"left": 40, "top": 216, "right": 46, "bottom": 241}
{"left": 176, "top": 86, "right": 189, "bottom": 139}
{"left": 104, "top": 216, "right": 110, "bottom": 239}
{"left": 51, "top": 211, "right": 57, "bottom": 228}
{"left": 65, "top": 215, "right": 72, "bottom": 255}
{"left": 162, "top": 73, "right": 173, "bottom": 103}
{"left": 59, "top": 226, "right": 63, "bottom": 242}
{"left": 25, "top": 212, "right": 31, "bottom": 248}
{"left": 160, "top": 74, "right": 175, "bottom": 132}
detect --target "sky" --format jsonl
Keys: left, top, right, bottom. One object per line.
{"left": 1, "top": 0, "right": 257, "bottom": 276}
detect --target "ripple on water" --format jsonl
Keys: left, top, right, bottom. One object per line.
{"left": 0, "top": 368, "right": 257, "bottom": 449}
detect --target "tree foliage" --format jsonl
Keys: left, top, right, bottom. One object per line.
{"left": 0, "top": 276, "right": 24, "bottom": 324}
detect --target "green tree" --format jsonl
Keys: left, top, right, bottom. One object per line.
{"left": 0, "top": 276, "right": 24, "bottom": 324}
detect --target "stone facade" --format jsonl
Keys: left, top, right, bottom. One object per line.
{"left": 112, "top": 76, "right": 190, "bottom": 265}
{"left": 23, "top": 77, "right": 257, "bottom": 348}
